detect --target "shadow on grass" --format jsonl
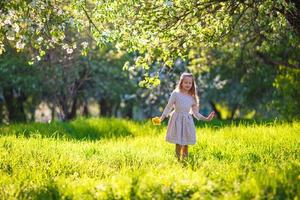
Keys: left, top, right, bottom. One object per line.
{"left": 0, "top": 118, "right": 289, "bottom": 141}
{"left": 193, "top": 119, "right": 288, "bottom": 130}
{"left": 0, "top": 117, "right": 134, "bottom": 141}
{"left": 18, "top": 183, "right": 61, "bottom": 200}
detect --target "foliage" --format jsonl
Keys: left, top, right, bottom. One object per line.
{"left": 84, "top": 47, "right": 137, "bottom": 117}
{"left": 79, "top": 0, "right": 299, "bottom": 82}
{"left": 273, "top": 66, "right": 300, "bottom": 120}
{"left": 0, "top": 47, "right": 42, "bottom": 96}
{"left": 2, "top": 1, "right": 299, "bottom": 79}
{"left": 186, "top": 11, "right": 300, "bottom": 119}
{"left": 1, "top": 0, "right": 299, "bottom": 120}
{"left": 0, "top": 0, "right": 88, "bottom": 63}
{"left": 0, "top": 47, "right": 44, "bottom": 122}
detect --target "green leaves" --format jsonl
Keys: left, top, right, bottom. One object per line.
{"left": 1, "top": 0, "right": 299, "bottom": 90}
{"left": 0, "top": 0, "right": 87, "bottom": 64}
{"left": 138, "top": 75, "right": 161, "bottom": 88}
{"left": 273, "top": 66, "right": 300, "bottom": 119}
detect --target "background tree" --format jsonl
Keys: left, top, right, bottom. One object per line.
{"left": 80, "top": 0, "right": 299, "bottom": 77}
{"left": 82, "top": 46, "right": 137, "bottom": 118}
{"left": 1, "top": 0, "right": 299, "bottom": 121}
{"left": 0, "top": 46, "right": 43, "bottom": 122}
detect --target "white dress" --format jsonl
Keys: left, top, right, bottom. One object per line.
{"left": 162, "top": 90, "right": 203, "bottom": 145}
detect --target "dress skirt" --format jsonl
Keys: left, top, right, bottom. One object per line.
{"left": 165, "top": 111, "right": 196, "bottom": 145}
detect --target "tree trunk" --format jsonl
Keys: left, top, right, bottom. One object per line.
{"left": 0, "top": 102, "right": 3, "bottom": 124}
{"left": 230, "top": 108, "right": 236, "bottom": 120}
{"left": 230, "top": 104, "right": 240, "bottom": 120}
{"left": 209, "top": 101, "right": 222, "bottom": 119}
{"left": 3, "top": 88, "right": 27, "bottom": 122}
{"left": 29, "top": 106, "right": 35, "bottom": 122}
{"left": 99, "top": 99, "right": 112, "bottom": 117}
{"left": 58, "top": 95, "right": 78, "bottom": 121}
{"left": 58, "top": 96, "right": 68, "bottom": 121}
{"left": 64, "top": 97, "right": 77, "bottom": 121}
{"left": 124, "top": 102, "right": 133, "bottom": 118}
{"left": 68, "top": 96, "right": 78, "bottom": 120}
{"left": 82, "top": 99, "right": 89, "bottom": 117}
{"left": 284, "top": 0, "right": 300, "bottom": 36}
{"left": 50, "top": 103, "right": 56, "bottom": 121}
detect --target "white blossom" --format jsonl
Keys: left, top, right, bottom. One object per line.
{"left": 16, "top": 40, "right": 25, "bottom": 49}
{"left": 6, "top": 31, "right": 15, "bottom": 41}
{"left": 67, "top": 48, "right": 73, "bottom": 54}
{"left": 81, "top": 41, "right": 88, "bottom": 48}
{"left": 37, "top": 37, "right": 43, "bottom": 43}
{"left": 57, "top": 9, "right": 63, "bottom": 15}
{"left": 13, "top": 24, "right": 20, "bottom": 33}
{"left": 0, "top": 43, "right": 5, "bottom": 55}
{"left": 4, "top": 18, "right": 11, "bottom": 25}
{"left": 62, "top": 44, "right": 68, "bottom": 49}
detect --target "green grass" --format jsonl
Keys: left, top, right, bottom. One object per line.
{"left": 0, "top": 118, "right": 299, "bottom": 199}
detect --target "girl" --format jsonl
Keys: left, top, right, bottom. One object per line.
{"left": 160, "top": 72, "right": 215, "bottom": 161}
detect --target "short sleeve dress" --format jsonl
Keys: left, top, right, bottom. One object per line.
{"left": 162, "top": 90, "right": 203, "bottom": 145}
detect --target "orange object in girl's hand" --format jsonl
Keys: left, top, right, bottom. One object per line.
{"left": 152, "top": 117, "right": 161, "bottom": 125}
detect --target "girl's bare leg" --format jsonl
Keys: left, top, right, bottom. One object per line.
{"left": 175, "top": 144, "right": 181, "bottom": 160}
{"left": 182, "top": 145, "right": 188, "bottom": 159}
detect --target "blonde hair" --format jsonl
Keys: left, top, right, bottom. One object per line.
{"left": 175, "top": 72, "right": 200, "bottom": 107}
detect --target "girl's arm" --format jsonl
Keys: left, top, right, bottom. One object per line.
{"left": 160, "top": 91, "right": 176, "bottom": 121}
{"left": 191, "top": 104, "right": 215, "bottom": 121}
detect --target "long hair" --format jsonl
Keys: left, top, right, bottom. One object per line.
{"left": 175, "top": 72, "right": 200, "bottom": 107}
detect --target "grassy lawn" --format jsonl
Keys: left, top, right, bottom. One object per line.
{"left": 0, "top": 118, "right": 299, "bottom": 199}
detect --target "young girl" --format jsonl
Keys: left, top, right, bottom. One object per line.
{"left": 160, "top": 72, "right": 215, "bottom": 160}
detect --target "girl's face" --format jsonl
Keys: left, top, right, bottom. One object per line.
{"left": 181, "top": 76, "right": 193, "bottom": 92}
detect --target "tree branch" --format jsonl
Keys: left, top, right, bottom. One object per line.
{"left": 256, "top": 51, "right": 300, "bottom": 69}
{"left": 81, "top": 5, "right": 102, "bottom": 35}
